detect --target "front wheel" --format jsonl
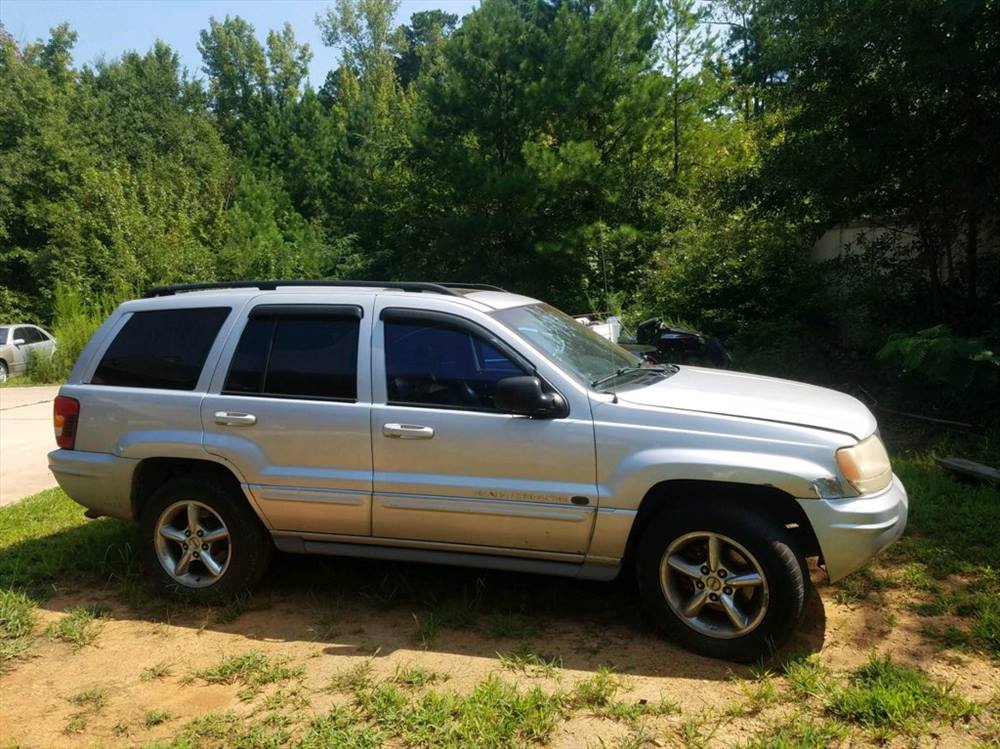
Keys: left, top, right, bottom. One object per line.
{"left": 637, "top": 503, "right": 808, "bottom": 662}
{"left": 0, "top": 360, "right": 8, "bottom": 383}
{"left": 139, "top": 477, "right": 272, "bottom": 601}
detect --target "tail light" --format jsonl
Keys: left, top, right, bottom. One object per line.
{"left": 54, "top": 396, "right": 80, "bottom": 449}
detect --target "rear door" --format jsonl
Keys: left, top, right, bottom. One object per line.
{"left": 31, "top": 326, "right": 56, "bottom": 358}
{"left": 202, "top": 295, "right": 374, "bottom": 536}
{"left": 10, "top": 327, "right": 32, "bottom": 373}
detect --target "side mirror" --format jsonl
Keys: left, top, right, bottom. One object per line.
{"left": 12, "top": 338, "right": 25, "bottom": 346}
{"left": 495, "top": 376, "right": 567, "bottom": 418}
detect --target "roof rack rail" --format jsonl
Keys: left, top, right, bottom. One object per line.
{"left": 143, "top": 280, "right": 505, "bottom": 299}
{"left": 434, "top": 282, "right": 507, "bottom": 292}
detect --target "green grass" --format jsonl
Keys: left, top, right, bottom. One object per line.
{"left": 836, "top": 452, "right": 1000, "bottom": 658}
{"left": 151, "top": 711, "right": 290, "bottom": 749}
{"left": 571, "top": 666, "right": 623, "bottom": 710}
{"left": 44, "top": 603, "right": 109, "bottom": 648}
{"left": 329, "top": 660, "right": 375, "bottom": 692}
{"left": 392, "top": 662, "right": 447, "bottom": 688}
{"left": 825, "top": 652, "right": 979, "bottom": 737}
{"left": 834, "top": 563, "right": 895, "bottom": 605}
{"left": 728, "top": 669, "right": 781, "bottom": 717}
{"left": 781, "top": 654, "right": 835, "bottom": 699}
{"left": 0, "top": 588, "right": 36, "bottom": 670}
{"left": 144, "top": 709, "right": 174, "bottom": 728}
{"left": 215, "top": 591, "right": 264, "bottom": 624}
{"left": 497, "top": 643, "right": 563, "bottom": 677}
{"left": 412, "top": 609, "right": 441, "bottom": 646}
{"left": 486, "top": 611, "right": 539, "bottom": 639}
{"left": 297, "top": 706, "right": 385, "bottom": 749}
{"left": 0, "top": 487, "right": 134, "bottom": 597}
{"left": 65, "top": 686, "right": 109, "bottom": 733}
{"left": 735, "top": 715, "right": 848, "bottom": 749}
{"left": 195, "top": 651, "right": 305, "bottom": 700}
{"left": 141, "top": 661, "right": 174, "bottom": 682}
{"left": 356, "top": 675, "right": 564, "bottom": 749}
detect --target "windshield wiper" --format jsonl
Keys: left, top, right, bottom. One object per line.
{"left": 591, "top": 365, "right": 676, "bottom": 390}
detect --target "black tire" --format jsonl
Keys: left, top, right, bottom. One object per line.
{"left": 636, "top": 502, "right": 808, "bottom": 663}
{"left": 0, "top": 360, "right": 8, "bottom": 383}
{"left": 139, "top": 476, "right": 272, "bottom": 601}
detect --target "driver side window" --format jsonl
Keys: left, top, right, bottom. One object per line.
{"left": 384, "top": 319, "right": 525, "bottom": 410}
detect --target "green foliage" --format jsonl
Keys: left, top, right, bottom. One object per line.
{"left": 195, "top": 650, "right": 304, "bottom": 700}
{"left": 0, "top": 588, "right": 35, "bottom": 670}
{"left": 2, "top": 0, "right": 997, "bottom": 418}
{"left": 44, "top": 603, "right": 109, "bottom": 648}
{"left": 826, "top": 652, "right": 979, "bottom": 733}
{"left": 25, "top": 283, "right": 120, "bottom": 383}
{"left": 0, "top": 487, "right": 134, "bottom": 598}
{"left": 878, "top": 325, "right": 999, "bottom": 398}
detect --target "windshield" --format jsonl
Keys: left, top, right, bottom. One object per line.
{"left": 0, "top": 327, "right": 7, "bottom": 345}
{"left": 492, "top": 303, "right": 639, "bottom": 387}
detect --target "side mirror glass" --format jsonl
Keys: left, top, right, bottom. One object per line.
{"left": 494, "top": 376, "right": 567, "bottom": 418}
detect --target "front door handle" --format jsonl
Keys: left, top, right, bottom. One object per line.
{"left": 214, "top": 411, "right": 257, "bottom": 427}
{"left": 383, "top": 423, "right": 434, "bottom": 440}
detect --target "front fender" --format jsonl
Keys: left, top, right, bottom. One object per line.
{"left": 601, "top": 447, "right": 838, "bottom": 508}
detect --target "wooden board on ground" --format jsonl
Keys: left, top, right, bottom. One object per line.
{"left": 936, "top": 457, "right": 1000, "bottom": 486}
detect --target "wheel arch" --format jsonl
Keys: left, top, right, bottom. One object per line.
{"left": 130, "top": 457, "right": 270, "bottom": 527}
{"left": 622, "top": 479, "right": 821, "bottom": 567}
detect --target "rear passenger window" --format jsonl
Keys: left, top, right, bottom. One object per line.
{"left": 223, "top": 308, "right": 360, "bottom": 401}
{"left": 92, "top": 308, "right": 230, "bottom": 390}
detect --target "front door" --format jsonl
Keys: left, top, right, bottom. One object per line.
{"left": 202, "top": 299, "right": 374, "bottom": 536}
{"left": 370, "top": 304, "right": 597, "bottom": 556}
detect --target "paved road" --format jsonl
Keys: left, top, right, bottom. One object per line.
{"left": 0, "top": 385, "right": 60, "bottom": 506}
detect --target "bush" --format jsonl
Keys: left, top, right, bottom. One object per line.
{"left": 25, "top": 285, "right": 121, "bottom": 384}
{"left": 876, "top": 325, "right": 1000, "bottom": 413}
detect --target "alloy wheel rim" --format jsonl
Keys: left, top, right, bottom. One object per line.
{"left": 154, "top": 500, "right": 231, "bottom": 588}
{"left": 659, "top": 531, "right": 769, "bottom": 639}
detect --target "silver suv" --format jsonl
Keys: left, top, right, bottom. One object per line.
{"left": 49, "top": 281, "right": 907, "bottom": 661}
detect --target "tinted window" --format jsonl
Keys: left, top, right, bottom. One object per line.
{"left": 223, "top": 314, "right": 359, "bottom": 400}
{"left": 92, "top": 308, "right": 229, "bottom": 390}
{"left": 385, "top": 320, "right": 525, "bottom": 409}
{"left": 13, "top": 327, "right": 32, "bottom": 343}
{"left": 25, "top": 327, "right": 46, "bottom": 343}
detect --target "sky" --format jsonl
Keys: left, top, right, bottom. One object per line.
{"left": 1, "top": 0, "right": 479, "bottom": 87}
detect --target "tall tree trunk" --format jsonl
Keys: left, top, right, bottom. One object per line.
{"left": 672, "top": 27, "right": 680, "bottom": 178}
{"left": 966, "top": 208, "right": 978, "bottom": 324}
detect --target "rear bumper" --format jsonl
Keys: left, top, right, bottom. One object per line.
{"left": 796, "top": 474, "right": 908, "bottom": 582}
{"left": 48, "top": 449, "right": 137, "bottom": 521}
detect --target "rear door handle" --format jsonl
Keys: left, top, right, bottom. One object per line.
{"left": 383, "top": 423, "right": 434, "bottom": 439}
{"left": 214, "top": 411, "right": 257, "bottom": 427}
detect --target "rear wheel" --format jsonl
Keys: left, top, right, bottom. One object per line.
{"left": 637, "top": 502, "right": 808, "bottom": 662}
{"left": 139, "top": 477, "right": 271, "bottom": 601}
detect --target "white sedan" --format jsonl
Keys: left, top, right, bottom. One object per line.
{"left": 0, "top": 324, "right": 56, "bottom": 382}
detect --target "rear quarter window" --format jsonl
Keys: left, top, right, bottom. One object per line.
{"left": 92, "top": 308, "right": 230, "bottom": 390}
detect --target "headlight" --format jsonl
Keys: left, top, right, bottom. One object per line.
{"left": 836, "top": 434, "right": 892, "bottom": 495}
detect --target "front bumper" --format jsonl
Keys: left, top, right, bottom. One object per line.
{"left": 48, "top": 449, "right": 138, "bottom": 521}
{"left": 795, "top": 474, "right": 908, "bottom": 582}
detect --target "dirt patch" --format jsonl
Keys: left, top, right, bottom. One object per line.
{"left": 1, "top": 559, "right": 997, "bottom": 748}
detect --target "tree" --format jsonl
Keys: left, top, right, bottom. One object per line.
{"left": 197, "top": 16, "right": 269, "bottom": 147}
{"left": 394, "top": 9, "right": 458, "bottom": 87}
{"left": 749, "top": 0, "right": 1000, "bottom": 330}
